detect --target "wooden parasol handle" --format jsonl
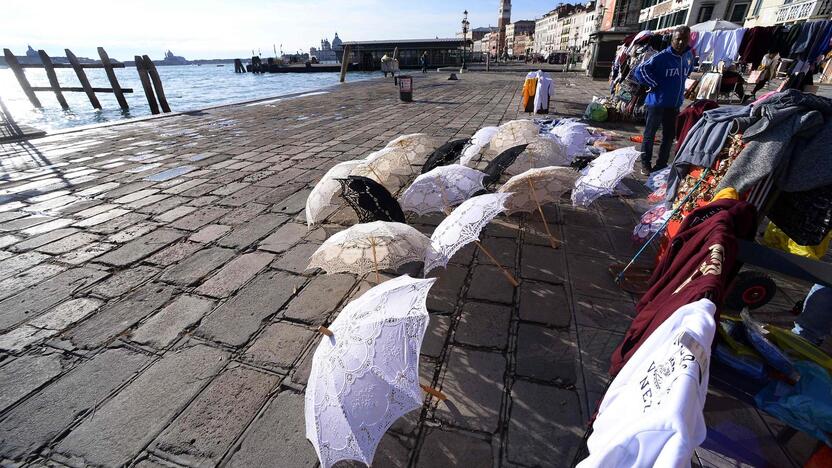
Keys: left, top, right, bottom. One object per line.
{"left": 475, "top": 241, "right": 519, "bottom": 287}
{"left": 526, "top": 177, "right": 559, "bottom": 249}
{"left": 318, "top": 326, "right": 334, "bottom": 337}
{"left": 420, "top": 384, "right": 448, "bottom": 401}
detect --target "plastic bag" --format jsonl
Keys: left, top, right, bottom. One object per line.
{"left": 765, "top": 325, "right": 832, "bottom": 375}
{"left": 583, "top": 97, "right": 608, "bottom": 122}
{"left": 762, "top": 222, "right": 832, "bottom": 261}
{"left": 742, "top": 309, "right": 800, "bottom": 382}
{"left": 755, "top": 361, "right": 832, "bottom": 445}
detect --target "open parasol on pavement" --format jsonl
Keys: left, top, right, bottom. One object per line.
{"left": 385, "top": 133, "right": 438, "bottom": 168}
{"left": 498, "top": 166, "right": 578, "bottom": 249}
{"left": 307, "top": 221, "right": 431, "bottom": 282}
{"left": 506, "top": 135, "right": 569, "bottom": 175}
{"left": 306, "top": 275, "right": 444, "bottom": 468}
{"left": 351, "top": 148, "right": 416, "bottom": 193}
{"left": 306, "top": 160, "right": 364, "bottom": 226}
{"left": 572, "top": 146, "right": 640, "bottom": 207}
{"left": 399, "top": 164, "right": 487, "bottom": 216}
{"left": 460, "top": 126, "right": 499, "bottom": 166}
{"left": 483, "top": 120, "right": 540, "bottom": 159}
{"left": 423, "top": 192, "right": 519, "bottom": 286}
{"left": 482, "top": 144, "right": 529, "bottom": 187}
{"left": 421, "top": 138, "right": 469, "bottom": 174}
{"left": 338, "top": 176, "right": 406, "bottom": 224}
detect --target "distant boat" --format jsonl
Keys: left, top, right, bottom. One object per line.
{"left": 217, "top": 64, "right": 224, "bottom": 67}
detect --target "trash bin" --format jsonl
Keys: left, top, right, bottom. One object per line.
{"left": 398, "top": 75, "right": 413, "bottom": 102}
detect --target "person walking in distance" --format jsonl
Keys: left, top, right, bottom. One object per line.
{"left": 420, "top": 51, "right": 429, "bottom": 74}
{"left": 633, "top": 26, "right": 693, "bottom": 175}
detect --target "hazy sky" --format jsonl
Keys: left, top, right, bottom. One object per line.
{"left": 2, "top": 0, "right": 555, "bottom": 61}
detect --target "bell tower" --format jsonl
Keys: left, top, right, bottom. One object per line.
{"left": 497, "top": 0, "right": 512, "bottom": 57}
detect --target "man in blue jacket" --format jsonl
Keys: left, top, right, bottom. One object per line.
{"left": 633, "top": 26, "right": 693, "bottom": 175}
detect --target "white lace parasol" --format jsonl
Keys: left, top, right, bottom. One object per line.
{"left": 423, "top": 192, "right": 511, "bottom": 274}
{"left": 305, "top": 275, "right": 436, "bottom": 468}
{"left": 307, "top": 221, "right": 431, "bottom": 277}
{"left": 384, "top": 133, "right": 437, "bottom": 167}
{"left": 306, "top": 160, "right": 363, "bottom": 226}
{"left": 350, "top": 149, "right": 415, "bottom": 194}
{"left": 399, "top": 164, "right": 487, "bottom": 216}
{"left": 460, "top": 126, "right": 499, "bottom": 166}
{"left": 549, "top": 119, "right": 592, "bottom": 160}
{"left": 498, "top": 166, "right": 578, "bottom": 214}
{"left": 506, "top": 134, "right": 570, "bottom": 175}
{"left": 572, "top": 146, "right": 640, "bottom": 207}
{"left": 483, "top": 120, "right": 540, "bottom": 160}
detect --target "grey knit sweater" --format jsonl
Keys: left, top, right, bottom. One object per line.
{"left": 718, "top": 90, "right": 832, "bottom": 194}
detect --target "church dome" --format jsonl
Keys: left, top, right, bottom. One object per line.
{"left": 331, "top": 33, "right": 343, "bottom": 49}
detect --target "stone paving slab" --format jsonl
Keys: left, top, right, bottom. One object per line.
{"left": 0, "top": 71, "right": 815, "bottom": 467}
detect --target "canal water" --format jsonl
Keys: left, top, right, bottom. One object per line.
{"left": 0, "top": 65, "right": 379, "bottom": 132}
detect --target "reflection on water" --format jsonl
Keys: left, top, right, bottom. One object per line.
{"left": 0, "top": 65, "right": 379, "bottom": 132}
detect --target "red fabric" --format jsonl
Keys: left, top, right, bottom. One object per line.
{"left": 675, "top": 100, "right": 719, "bottom": 153}
{"left": 609, "top": 199, "right": 757, "bottom": 376}
{"left": 738, "top": 26, "right": 776, "bottom": 69}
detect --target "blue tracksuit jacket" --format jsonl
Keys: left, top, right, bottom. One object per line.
{"left": 633, "top": 46, "right": 694, "bottom": 108}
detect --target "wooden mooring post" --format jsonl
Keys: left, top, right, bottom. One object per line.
{"left": 37, "top": 50, "right": 69, "bottom": 109}
{"left": 142, "top": 55, "right": 171, "bottom": 113}
{"left": 234, "top": 58, "right": 246, "bottom": 73}
{"left": 66, "top": 49, "right": 101, "bottom": 109}
{"left": 339, "top": 44, "right": 351, "bottom": 83}
{"left": 3, "top": 47, "right": 170, "bottom": 115}
{"left": 97, "top": 47, "right": 129, "bottom": 110}
{"left": 134, "top": 55, "right": 159, "bottom": 115}
{"left": 2, "top": 49, "right": 41, "bottom": 108}
{"left": 3, "top": 47, "right": 134, "bottom": 111}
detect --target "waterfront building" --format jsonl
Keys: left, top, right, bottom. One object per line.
{"left": 310, "top": 33, "right": 344, "bottom": 63}
{"left": 513, "top": 33, "right": 535, "bottom": 57}
{"left": 534, "top": 10, "right": 560, "bottom": 55}
{"left": 637, "top": 0, "right": 747, "bottom": 29}
{"left": 534, "top": 4, "right": 589, "bottom": 56}
{"left": 342, "top": 38, "right": 468, "bottom": 69}
{"left": 506, "top": 20, "right": 536, "bottom": 57}
{"left": 586, "top": 0, "right": 641, "bottom": 77}
{"left": 160, "top": 50, "right": 189, "bottom": 65}
{"left": 457, "top": 26, "right": 497, "bottom": 43}
{"left": 745, "top": 0, "right": 832, "bottom": 27}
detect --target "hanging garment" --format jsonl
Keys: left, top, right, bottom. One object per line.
{"left": 806, "top": 20, "right": 832, "bottom": 66}
{"left": 534, "top": 71, "right": 554, "bottom": 114}
{"left": 771, "top": 25, "right": 790, "bottom": 58}
{"left": 738, "top": 26, "right": 776, "bottom": 68}
{"left": 784, "top": 23, "right": 804, "bottom": 57}
{"left": 521, "top": 72, "right": 538, "bottom": 113}
{"left": 580, "top": 299, "right": 716, "bottom": 468}
{"left": 790, "top": 20, "right": 828, "bottom": 60}
{"left": 675, "top": 99, "right": 719, "bottom": 153}
{"left": 689, "top": 31, "right": 701, "bottom": 51}
{"left": 609, "top": 199, "right": 757, "bottom": 376}
{"left": 698, "top": 31, "right": 715, "bottom": 61}
{"left": 711, "top": 28, "right": 747, "bottom": 66}
{"left": 667, "top": 105, "right": 749, "bottom": 205}
{"left": 718, "top": 89, "right": 832, "bottom": 194}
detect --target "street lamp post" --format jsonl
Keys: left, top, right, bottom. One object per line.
{"left": 461, "top": 10, "right": 470, "bottom": 70}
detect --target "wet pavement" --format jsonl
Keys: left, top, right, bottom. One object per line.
{"left": 0, "top": 71, "right": 820, "bottom": 467}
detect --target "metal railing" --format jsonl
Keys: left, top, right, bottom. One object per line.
{"left": 776, "top": 0, "right": 831, "bottom": 22}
